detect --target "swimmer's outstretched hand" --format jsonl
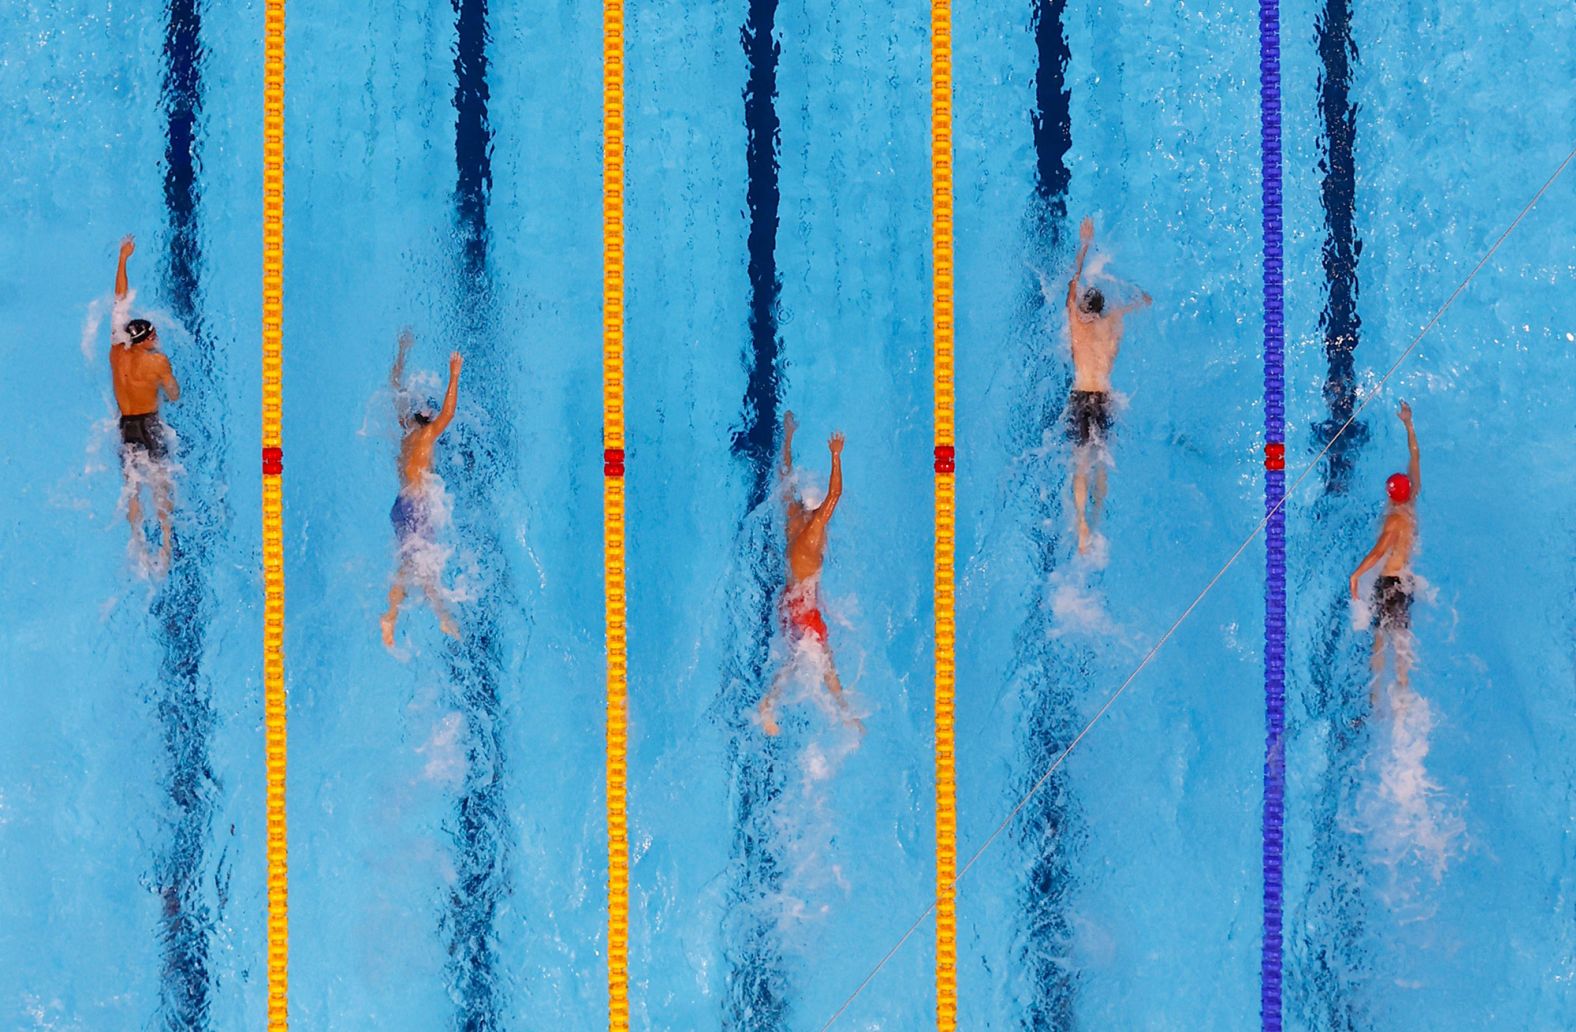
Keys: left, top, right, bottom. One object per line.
{"left": 1079, "top": 216, "right": 1094, "bottom": 242}
{"left": 119, "top": 234, "right": 135, "bottom": 259}
{"left": 828, "top": 431, "right": 844, "bottom": 455}
{"left": 449, "top": 351, "right": 464, "bottom": 375}
{"left": 784, "top": 409, "right": 797, "bottom": 435}
{"left": 1397, "top": 400, "right": 1412, "bottom": 427}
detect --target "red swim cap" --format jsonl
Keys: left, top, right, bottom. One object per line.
{"left": 1386, "top": 473, "right": 1412, "bottom": 504}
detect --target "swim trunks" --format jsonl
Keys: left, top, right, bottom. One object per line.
{"left": 390, "top": 492, "right": 430, "bottom": 545}
{"left": 1065, "top": 390, "right": 1112, "bottom": 447}
{"left": 1372, "top": 575, "right": 1412, "bottom": 632}
{"left": 782, "top": 586, "right": 830, "bottom": 645}
{"left": 119, "top": 412, "right": 167, "bottom": 460}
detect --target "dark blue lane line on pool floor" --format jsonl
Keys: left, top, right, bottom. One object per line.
{"left": 1293, "top": 2, "right": 1372, "bottom": 1028}
{"left": 719, "top": 1, "right": 792, "bottom": 1025}
{"left": 1009, "top": 3, "right": 1083, "bottom": 1026}
{"left": 441, "top": 2, "right": 517, "bottom": 1026}
{"left": 152, "top": 3, "right": 226, "bottom": 1026}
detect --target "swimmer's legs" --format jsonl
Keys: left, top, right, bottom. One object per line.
{"left": 1072, "top": 449, "right": 1092, "bottom": 554}
{"left": 420, "top": 575, "right": 461, "bottom": 639}
{"left": 758, "top": 668, "right": 787, "bottom": 736}
{"left": 822, "top": 651, "right": 863, "bottom": 736}
{"left": 1091, "top": 461, "right": 1109, "bottom": 528}
{"left": 381, "top": 572, "right": 408, "bottom": 649}
{"left": 153, "top": 474, "right": 174, "bottom": 572}
{"left": 1393, "top": 630, "right": 1413, "bottom": 703}
{"left": 1369, "top": 627, "right": 1386, "bottom": 709}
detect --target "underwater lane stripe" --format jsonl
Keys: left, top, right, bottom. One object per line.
{"left": 932, "top": 0, "right": 958, "bottom": 1027}
{"left": 261, "top": 0, "right": 288, "bottom": 1027}
{"left": 1258, "top": 0, "right": 1287, "bottom": 1029}
{"left": 603, "top": 0, "right": 630, "bottom": 1028}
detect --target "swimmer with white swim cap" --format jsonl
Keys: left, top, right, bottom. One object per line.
{"left": 381, "top": 330, "right": 463, "bottom": 648}
{"left": 758, "top": 411, "right": 860, "bottom": 736}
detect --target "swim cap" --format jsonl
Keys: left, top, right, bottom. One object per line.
{"left": 1385, "top": 473, "right": 1412, "bottom": 504}
{"left": 125, "top": 318, "right": 155, "bottom": 344}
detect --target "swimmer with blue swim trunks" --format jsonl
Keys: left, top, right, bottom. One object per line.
{"left": 109, "top": 235, "right": 181, "bottom": 571}
{"left": 1066, "top": 217, "right": 1150, "bottom": 555}
{"left": 381, "top": 331, "right": 463, "bottom": 648}
{"left": 1350, "top": 401, "right": 1421, "bottom": 711}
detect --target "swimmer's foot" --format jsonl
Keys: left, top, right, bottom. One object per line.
{"left": 380, "top": 612, "right": 397, "bottom": 650}
{"left": 439, "top": 615, "right": 461, "bottom": 639}
{"left": 1076, "top": 519, "right": 1092, "bottom": 555}
{"left": 759, "top": 700, "right": 780, "bottom": 736}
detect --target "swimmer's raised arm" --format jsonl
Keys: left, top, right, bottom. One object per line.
{"left": 391, "top": 328, "right": 413, "bottom": 391}
{"left": 1067, "top": 217, "right": 1094, "bottom": 307}
{"left": 1399, "top": 401, "right": 1419, "bottom": 499}
{"left": 1349, "top": 524, "right": 1395, "bottom": 600}
{"left": 115, "top": 235, "right": 134, "bottom": 301}
{"left": 781, "top": 409, "right": 797, "bottom": 478}
{"left": 814, "top": 432, "right": 844, "bottom": 523}
{"left": 430, "top": 351, "right": 463, "bottom": 434}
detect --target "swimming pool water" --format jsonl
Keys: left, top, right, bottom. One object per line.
{"left": 1, "top": 1, "right": 1573, "bottom": 1029}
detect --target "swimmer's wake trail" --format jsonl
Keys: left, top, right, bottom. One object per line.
{"left": 438, "top": 3, "right": 517, "bottom": 1026}
{"left": 716, "top": 1, "right": 792, "bottom": 1025}
{"left": 150, "top": 5, "right": 229, "bottom": 1027}
{"left": 1292, "top": 4, "right": 1372, "bottom": 1027}
{"left": 1007, "top": 3, "right": 1083, "bottom": 1025}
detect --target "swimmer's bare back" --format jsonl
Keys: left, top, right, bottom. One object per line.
{"left": 109, "top": 236, "right": 179, "bottom": 416}
{"left": 397, "top": 351, "right": 463, "bottom": 487}
{"left": 782, "top": 411, "right": 843, "bottom": 583}
{"left": 1065, "top": 217, "right": 1151, "bottom": 393}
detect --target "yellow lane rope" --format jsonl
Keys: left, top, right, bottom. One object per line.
{"left": 603, "top": 1, "right": 630, "bottom": 1028}
{"left": 819, "top": 138, "right": 1576, "bottom": 1032}
{"left": 261, "top": 0, "right": 288, "bottom": 1027}
{"left": 931, "top": 0, "right": 958, "bottom": 1028}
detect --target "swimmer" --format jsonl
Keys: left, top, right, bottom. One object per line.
{"left": 1349, "top": 401, "right": 1421, "bottom": 710}
{"left": 109, "top": 235, "right": 181, "bottom": 571}
{"left": 758, "top": 411, "right": 859, "bottom": 736}
{"left": 381, "top": 332, "right": 463, "bottom": 648}
{"left": 1065, "top": 216, "right": 1151, "bottom": 554}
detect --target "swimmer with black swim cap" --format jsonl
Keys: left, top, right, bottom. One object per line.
{"left": 1064, "top": 217, "right": 1151, "bottom": 555}
{"left": 382, "top": 329, "right": 464, "bottom": 649}
{"left": 1350, "top": 401, "right": 1422, "bottom": 711}
{"left": 107, "top": 235, "right": 181, "bottom": 572}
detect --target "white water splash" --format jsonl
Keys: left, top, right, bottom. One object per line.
{"left": 416, "top": 711, "right": 469, "bottom": 790}
{"left": 1345, "top": 676, "right": 1466, "bottom": 915}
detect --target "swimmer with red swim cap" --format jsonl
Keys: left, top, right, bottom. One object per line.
{"left": 758, "top": 411, "right": 860, "bottom": 736}
{"left": 1349, "top": 401, "right": 1421, "bottom": 709}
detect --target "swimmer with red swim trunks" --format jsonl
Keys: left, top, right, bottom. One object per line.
{"left": 108, "top": 235, "right": 181, "bottom": 572}
{"left": 1349, "top": 401, "right": 1421, "bottom": 711}
{"left": 380, "top": 332, "right": 463, "bottom": 649}
{"left": 759, "top": 411, "right": 859, "bottom": 736}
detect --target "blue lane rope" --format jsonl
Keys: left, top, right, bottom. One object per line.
{"left": 1258, "top": 0, "right": 1287, "bottom": 1029}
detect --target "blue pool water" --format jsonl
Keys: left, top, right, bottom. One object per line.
{"left": 2, "top": 1, "right": 1573, "bottom": 1030}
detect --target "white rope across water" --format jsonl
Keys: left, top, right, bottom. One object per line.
{"left": 818, "top": 141, "right": 1576, "bottom": 1031}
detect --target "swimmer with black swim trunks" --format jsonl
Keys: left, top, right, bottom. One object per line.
{"left": 1350, "top": 401, "right": 1422, "bottom": 710}
{"left": 1065, "top": 217, "right": 1150, "bottom": 554}
{"left": 758, "top": 411, "right": 860, "bottom": 736}
{"left": 380, "top": 332, "right": 464, "bottom": 649}
{"left": 108, "top": 235, "right": 181, "bottom": 571}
